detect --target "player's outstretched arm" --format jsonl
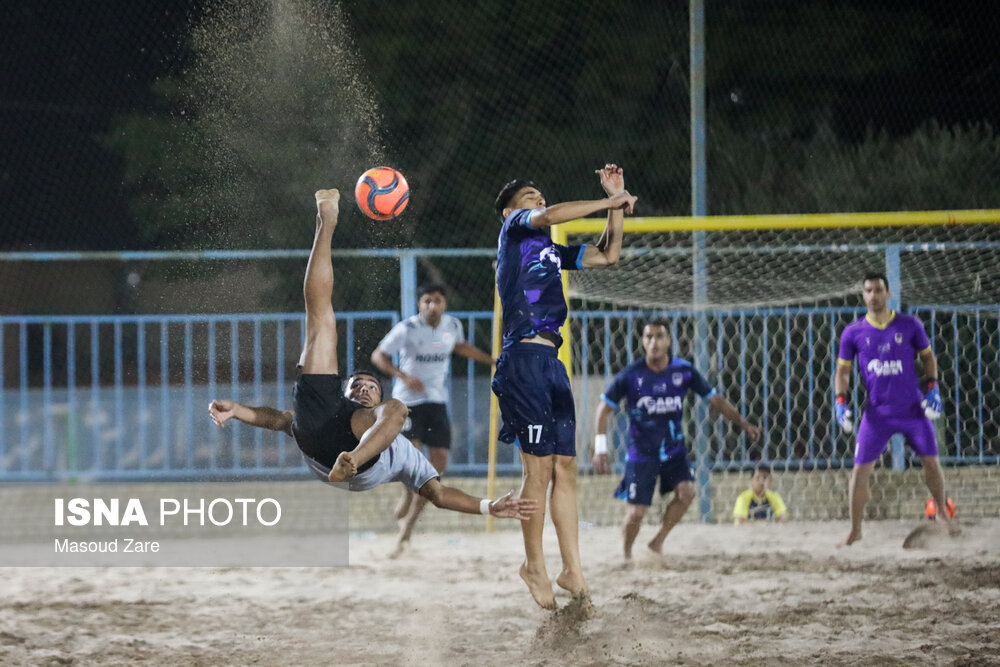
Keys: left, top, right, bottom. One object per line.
{"left": 418, "top": 482, "right": 538, "bottom": 519}
{"left": 453, "top": 341, "right": 495, "bottom": 366}
{"left": 371, "top": 348, "right": 426, "bottom": 393}
{"left": 208, "top": 400, "right": 293, "bottom": 436}
{"left": 585, "top": 164, "right": 626, "bottom": 267}
{"left": 530, "top": 191, "right": 636, "bottom": 228}
{"left": 708, "top": 394, "right": 761, "bottom": 441}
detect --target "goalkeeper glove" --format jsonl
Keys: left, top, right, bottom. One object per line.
{"left": 922, "top": 381, "right": 942, "bottom": 419}
{"left": 835, "top": 395, "right": 853, "bottom": 434}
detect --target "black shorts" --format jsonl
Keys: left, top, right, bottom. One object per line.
{"left": 291, "top": 373, "right": 375, "bottom": 473}
{"left": 403, "top": 402, "right": 451, "bottom": 449}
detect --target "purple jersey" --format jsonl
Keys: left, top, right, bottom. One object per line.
{"left": 602, "top": 357, "right": 716, "bottom": 463}
{"left": 838, "top": 311, "right": 932, "bottom": 419}
{"left": 496, "top": 209, "right": 586, "bottom": 349}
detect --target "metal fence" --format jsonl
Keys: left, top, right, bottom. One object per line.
{"left": 2, "top": 306, "right": 997, "bottom": 482}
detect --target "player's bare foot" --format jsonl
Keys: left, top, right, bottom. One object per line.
{"left": 520, "top": 562, "right": 556, "bottom": 610}
{"left": 315, "top": 189, "right": 340, "bottom": 225}
{"left": 555, "top": 569, "right": 587, "bottom": 596}
{"left": 646, "top": 540, "right": 664, "bottom": 555}
{"left": 328, "top": 451, "right": 357, "bottom": 483}
{"left": 838, "top": 527, "right": 862, "bottom": 547}
{"left": 388, "top": 538, "right": 408, "bottom": 560}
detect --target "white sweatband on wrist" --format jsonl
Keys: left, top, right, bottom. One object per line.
{"left": 594, "top": 434, "right": 608, "bottom": 455}
{"left": 480, "top": 498, "right": 492, "bottom": 515}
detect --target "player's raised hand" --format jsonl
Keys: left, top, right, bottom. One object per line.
{"left": 922, "top": 384, "right": 942, "bottom": 419}
{"left": 208, "top": 400, "right": 236, "bottom": 427}
{"left": 835, "top": 402, "right": 854, "bottom": 434}
{"left": 607, "top": 190, "right": 637, "bottom": 215}
{"left": 596, "top": 163, "right": 625, "bottom": 195}
{"left": 488, "top": 490, "right": 539, "bottom": 520}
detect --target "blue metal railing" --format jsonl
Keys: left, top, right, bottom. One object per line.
{"left": 1, "top": 306, "right": 998, "bottom": 481}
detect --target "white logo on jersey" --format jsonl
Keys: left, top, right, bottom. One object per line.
{"left": 539, "top": 246, "right": 562, "bottom": 269}
{"left": 637, "top": 395, "right": 683, "bottom": 414}
{"left": 867, "top": 359, "right": 904, "bottom": 377}
{"left": 671, "top": 373, "right": 683, "bottom": 387}
{"left": 894, "top": 333, "right": 903, "bottom": 344}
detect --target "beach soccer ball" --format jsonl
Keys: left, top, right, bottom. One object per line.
{"left": 354, "top": 167, "right": 409, "bottom": 220}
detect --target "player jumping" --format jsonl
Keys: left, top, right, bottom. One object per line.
{"left": 209, "top": 189, "right": 536, "bottom": 522}
{"left": 492, "top": 164, "right": 636, "bottom": 610}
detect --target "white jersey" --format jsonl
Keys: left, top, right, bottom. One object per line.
{"left": 377, "top": 313, "right": 464, "bottom": 405}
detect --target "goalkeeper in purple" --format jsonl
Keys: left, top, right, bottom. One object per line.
{"left": 492, "top": 165, "right": 637, "bottom": 611}
{"left": 835, "top": 272, "right": 954, "bottom": 547}
{"left": 593, "top": 320, "right": 761, "bottom": 560}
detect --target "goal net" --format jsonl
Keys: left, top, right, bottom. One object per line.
{"left": 555, "top": 210, "right": 1000, "bottom": 524}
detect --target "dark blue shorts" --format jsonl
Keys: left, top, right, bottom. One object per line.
{"left": 614, "top": 456, "right": 694, "bottom": 506}
{"left": 491, "top": 342, "right": 576, "bottom": 457}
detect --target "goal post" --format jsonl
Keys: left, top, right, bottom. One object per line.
{"left": 554, "top": 209, "right": 1000, "bottom": 523}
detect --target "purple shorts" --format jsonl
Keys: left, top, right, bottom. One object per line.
{"left": 855, "top": 413, "right": 938, "bottom": 465}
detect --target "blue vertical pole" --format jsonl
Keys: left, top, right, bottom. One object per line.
{"left": 400, "top": 252, "right": 418, "bottom": 318}
{"left": 886, "top": 245, "right": 905, "bottom": 471}
{"left": 691, "top": 0, "right": 711, "bottom": 522}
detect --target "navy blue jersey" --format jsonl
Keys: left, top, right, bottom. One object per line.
{"left": 602, "top": 357, "right": 716, "bottom": 463}
{"left": 496, "top": 209, "right": 585, "bottom": 349}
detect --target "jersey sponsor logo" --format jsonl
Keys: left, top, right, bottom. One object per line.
{"left": 637, "top": 395, "right": 683, "bottom": 414}
{"left": 415, "top": 353, "right": 449, "bottom": 363}
{"left": 867, "top": 359, "right": 904, "bottom": 377}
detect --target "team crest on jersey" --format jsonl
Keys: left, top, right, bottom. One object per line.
{"left": 539, "top": 246, "right": 562, "bottom": 269}
{"left": 442, "top": 332, "right": 455, "bottom": 346}
{"left": 894, "top": 333, "right": 903, "bottom": 344}
{"left": 672, "top": 373, "right": 684, "bottom": 386}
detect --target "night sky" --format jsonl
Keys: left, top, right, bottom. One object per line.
{"left": 2, "top": 0, "right": 998, "bottom": 251}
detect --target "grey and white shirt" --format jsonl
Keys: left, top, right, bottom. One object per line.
{"left": 377, "top": 313, "right": 465, "bottom": 405}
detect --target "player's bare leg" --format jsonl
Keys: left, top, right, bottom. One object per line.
{"left": 920, "top": 455, "right": 961, "bottom": 536}
{"left": 648, "top": 481, "right": 694, "bottom": 554}
{"left": 518, "top": 452, "right": 556, "bottom": 610}
{"left": 391, "top": 445, "right": 448, "bottom": 558}
{"left": 839, "top": 461, "right": 875, "bottom": 546}
{"left": 551, "top": 454, "right": 588, "bottom": 596}
{"left": 622, "top": 504, "right": 647, "bottom": 562}
{"left": 298, "top": 190, "right": 341, "bottom": 376}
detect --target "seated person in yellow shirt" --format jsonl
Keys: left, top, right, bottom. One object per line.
{"left": 733, "top": 465, "right": 788, "bottom": 524}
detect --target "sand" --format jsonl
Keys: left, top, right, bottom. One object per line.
{"left": 1, "top": 518, "right": 998, "bottom": 666}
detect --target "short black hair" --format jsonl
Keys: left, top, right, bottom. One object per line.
{"left": 347, "top": 369, "right": 383, "bottom": 399}
{"left": 754, "top": 464, "right": 772, "bottom": 477}
{"left": 643, "top": 319, "right": 671, "bottom": 334}
{"left": 863, "top": 271, "right": 889, "bottom": 290}
{"left": 494, "top": 179, "right": 537, "bottom": 220}
{"left": 418, "top": 283, "right": 448, "bottom": 299}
